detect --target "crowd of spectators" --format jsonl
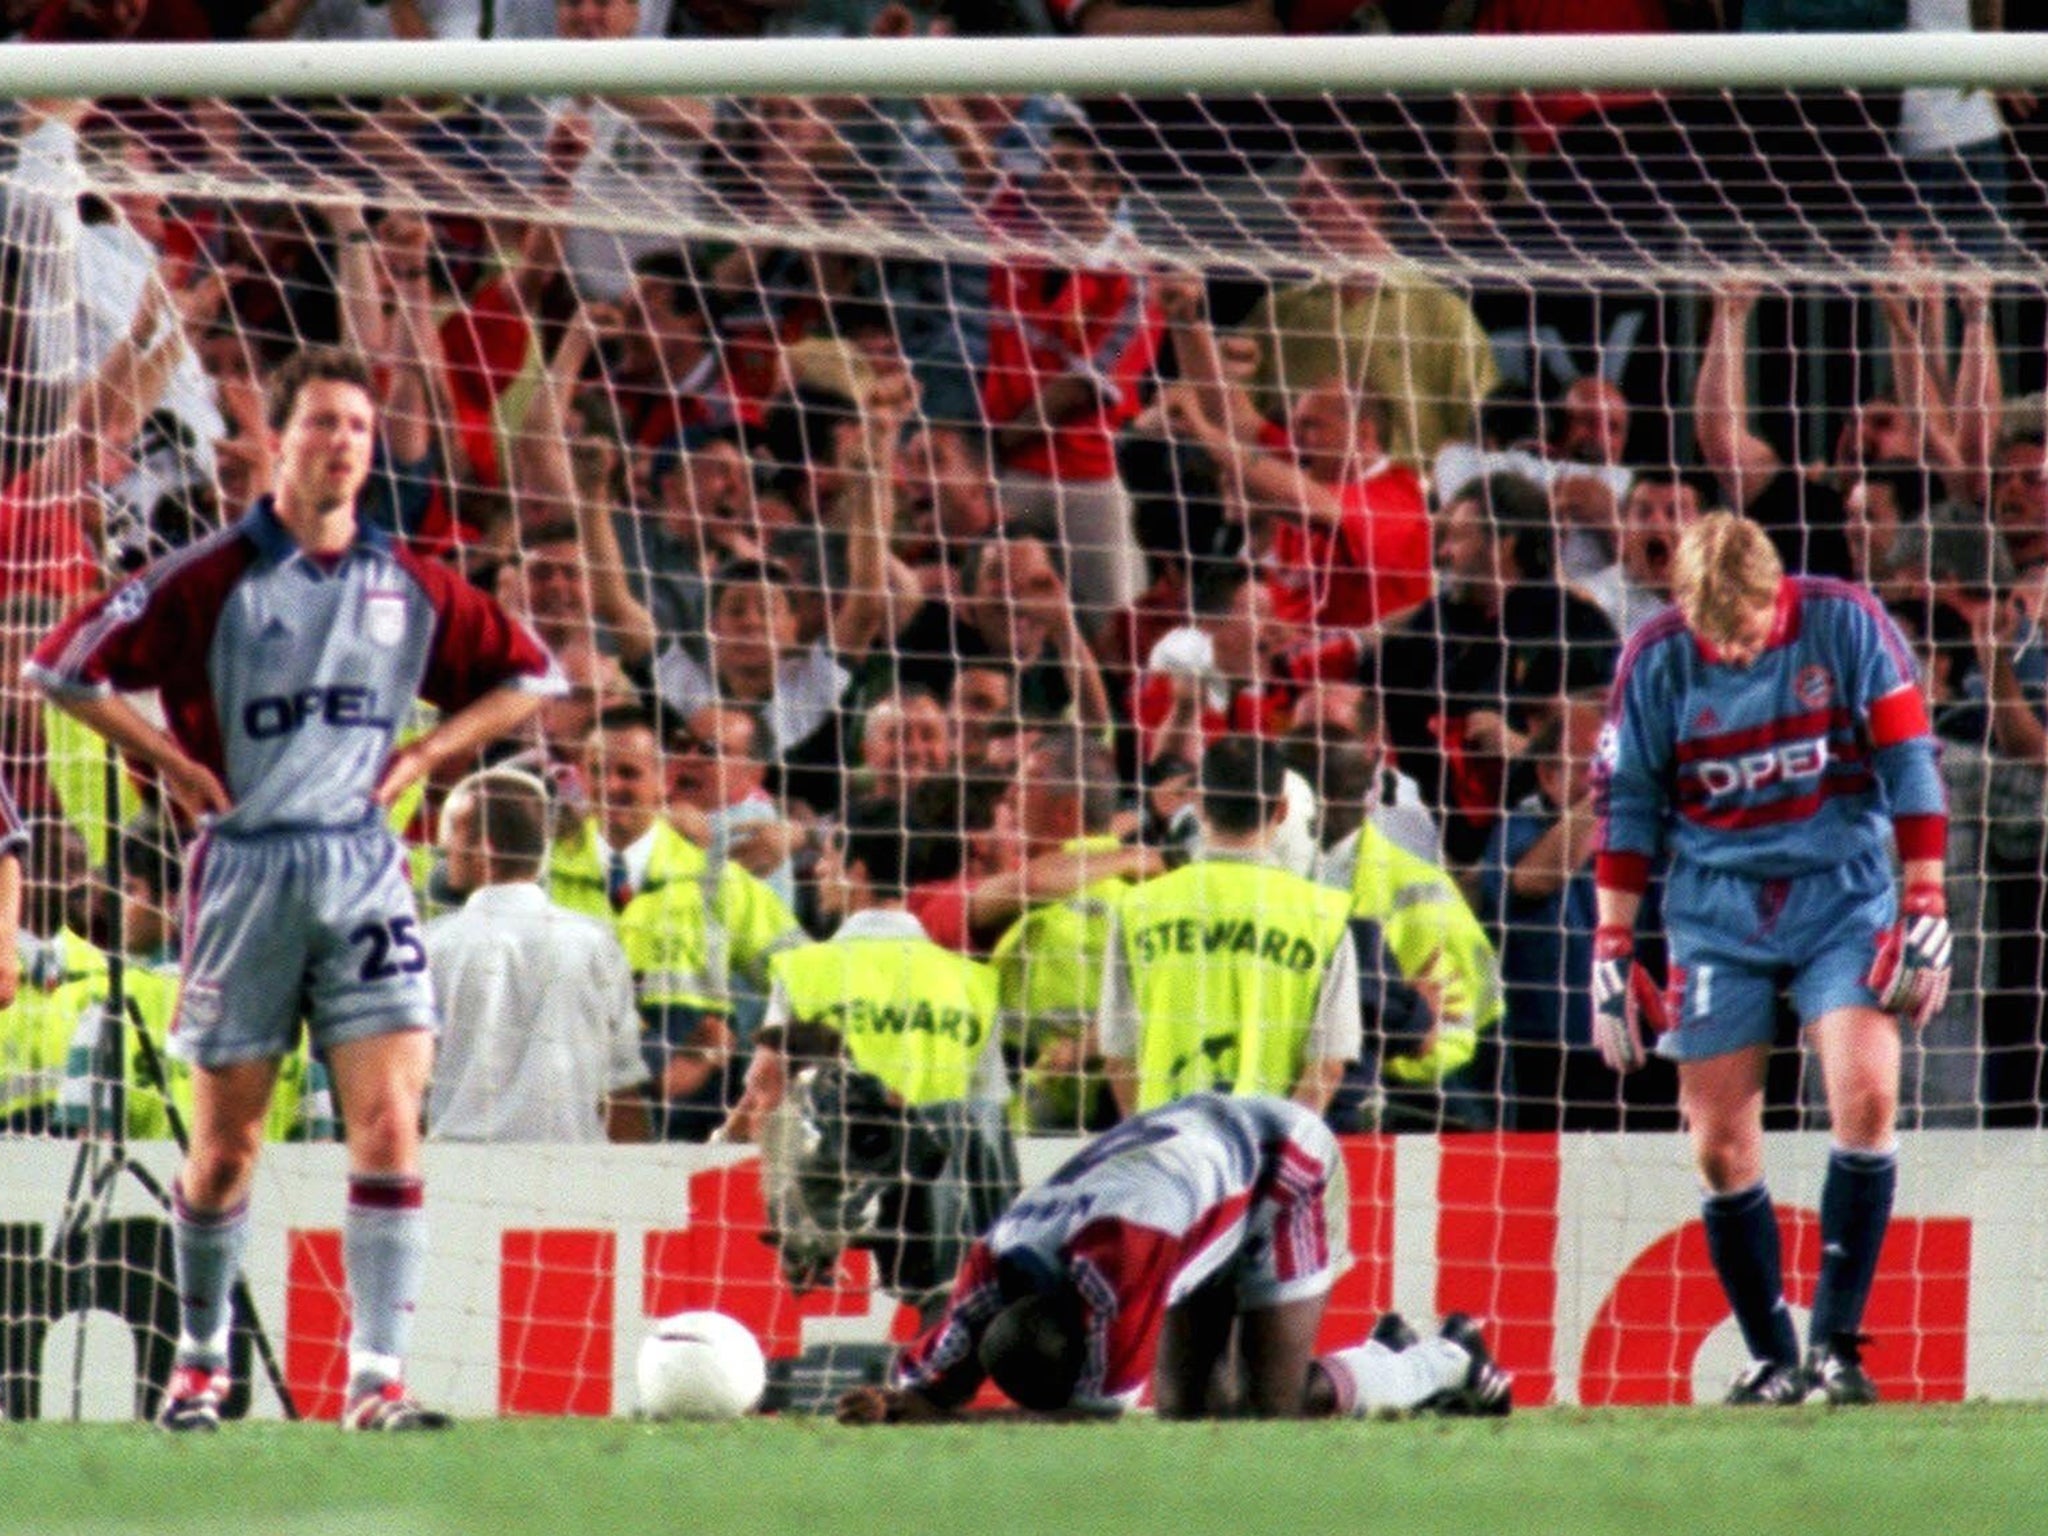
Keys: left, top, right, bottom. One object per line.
{"left": 2, "top": 0, "right": 2048, "bottom": 1146}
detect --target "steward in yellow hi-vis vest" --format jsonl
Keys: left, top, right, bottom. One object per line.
{"left": 546, "top": 815, "right": 705, "bottom": 931}
{"left": 1098, "top": 738, "right": 1361, "bottom": 1119}
{"left": 988, "top": 833, "right": 1138, "bottom": 1131}
{"left": 548, "top": 710, "right": 806, "bottom": 1139}
{"left": 1346, "top": 817, "right": 1502, "bottom": 1095}
{"left": 724, "top": 800, "right": 1017, "bottom": 1316}
{"left": 0, "top": 926, "right": 100, "bottom": 1133}
{"left": 770, "top": 918, "right": 998, "bottom": 1108}
{"left": 57, "top": 961, "right": 335, "bottom": 1143}
{"left": 986, "top": 734, "right": 1160, "bottom": 1132}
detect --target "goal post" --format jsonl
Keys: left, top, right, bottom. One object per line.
{"left": 0, "top": 34, "right": 2041, "bottom": 1419}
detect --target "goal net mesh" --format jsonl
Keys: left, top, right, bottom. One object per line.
{"left": 0, "top": 72, "right": 2032, "bottom": 1418}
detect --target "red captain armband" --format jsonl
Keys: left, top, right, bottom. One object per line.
{"left": 1867, "top": 686, "right": 1931, "bottom": 749}
{"left": 1595, "top": 851, "right": 1651, "bottom": 897}
{"left": 1893, "top": 815, "right": 1948, "bottom": 864}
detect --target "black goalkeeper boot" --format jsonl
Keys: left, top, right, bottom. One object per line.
{"left": 1803, "top": 1334, "right": 1879, "bottom": 1406}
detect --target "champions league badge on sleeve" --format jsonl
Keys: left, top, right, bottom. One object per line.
{"left": 364, "top": 589, "right": 408, "bottom": 648}
{"left": 105, "top": 583, "right": 149, "bottom": 626}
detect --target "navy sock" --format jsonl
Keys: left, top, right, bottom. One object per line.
{"left": 1809, "top": 1146, "right": 1897, "bottom": 1348}
{"left": 1703, "top": 1184, "right": 1799, "bottom": 1367}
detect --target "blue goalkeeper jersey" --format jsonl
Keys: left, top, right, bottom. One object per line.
{"left": 1594, "top": 577, "right": 1945, "bottom": 882}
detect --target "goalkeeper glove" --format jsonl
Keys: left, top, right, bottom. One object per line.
{"left": 1866, "top": 882, "right": 1952, "bottom": 1029}
{"left": 1591, "top": 926, "right": 1667, "bottom": 1074}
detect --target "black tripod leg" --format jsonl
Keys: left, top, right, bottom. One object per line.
{"left": 49, "top": 1141, "right": 123, "bottom": 1423}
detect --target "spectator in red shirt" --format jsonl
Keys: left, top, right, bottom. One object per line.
{"left": 1131, "top": 562, "right": 1362, "bottom": 767}
{"left": 984, "top": 118, "right": 1162, "bottom": 632}
{"left": 25, "top": 0, "right": 207, "bottom": 40}
{"left": 599, "top": 252, "right": 731, "bottom": 468}
{"left": 902, "top": 772, "right": 1022, "bottom": 957}
{"left": 1164, "top": 377, "right": 1433, "bottom": 638}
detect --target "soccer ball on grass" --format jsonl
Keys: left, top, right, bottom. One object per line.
{"left": 637, "top": 1310, "right": 766, "bottom": 1421}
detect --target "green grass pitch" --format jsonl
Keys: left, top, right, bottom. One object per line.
{"left": 5, "top": 1407, "right": 2045, "bottom": 1536}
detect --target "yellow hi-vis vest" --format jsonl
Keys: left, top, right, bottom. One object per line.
{"left": 551, "top": 820, "right": 803, "bottom": 1012}
{"left": 988, "top": 835, "right": 1135, "bottom": 1045}
{"left": 0, "top": 928, "right": 104, "bottom": 1124}
{"left": 770, "top": 932, "right": 997, "bottom": 1108}
{"left": 1346, "top": 819, "right": 1501, "bottom": 1085}
{"left": 1117, "top": 860, "right": 1352, "bottom": 1112}
{"left": 546, "top": 819, "right": 702, "bottom": 929}
{"left": 54, "top": 960, "right": 334, "bottom": 1142}
{"left": 45, "top": 709, "right": 140, "bottom": 869}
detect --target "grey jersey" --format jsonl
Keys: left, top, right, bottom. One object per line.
{"left": 29, "top": 501, "right": 561, "bottom": 835}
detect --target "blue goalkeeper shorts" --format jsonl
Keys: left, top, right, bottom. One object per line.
{"left": 172, "top": 821, "right": 439, "bottom": 1069}
{"left": 1656, "top": 845, "right": 1897, "bottom": 1063}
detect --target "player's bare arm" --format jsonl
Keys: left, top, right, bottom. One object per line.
{"left": 45, "top": 691, "right": 232, "bottom": 819}
{"left": 0, "top": 852, "right": 20, "bottom": 1009}
{"left": 835, "top": 1384, "right": 949, "bottom": 1425}
{"left": 374, "top": 686, "right": 547, "bottom": 808}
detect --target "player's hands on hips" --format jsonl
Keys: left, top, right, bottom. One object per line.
{"left": 1867, "top": 882, "right": 1953, "bottom": 1029}
{"left": 1591, "top": 926, "right": 1666, "bottom": 1074}
{"left": 159, "top": 754, "right": 231, "bottom": 821}
{"left": 374, "top": 743, "right": 433, "bottom": 808}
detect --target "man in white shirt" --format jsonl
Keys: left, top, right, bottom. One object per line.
{"left": 426, "top": 768, "right": 650, "bottom": 1143}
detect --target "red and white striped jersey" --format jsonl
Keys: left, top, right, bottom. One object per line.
{"left": 894, "top": 1094, "right": 1341, "bottom": 1412}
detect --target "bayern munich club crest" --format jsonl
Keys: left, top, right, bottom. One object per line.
{"left": 364, "top": 590, "right": 407, "bottom": 648}
{"left": 1794, "top": 665, "right": 1833, "bottom": 709}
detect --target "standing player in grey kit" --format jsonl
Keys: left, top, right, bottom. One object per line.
{"left": 27, "top": 348, "right": 563, "bottom": 1431}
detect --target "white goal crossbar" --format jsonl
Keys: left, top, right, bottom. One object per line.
{"left": 0, "top": 33, "right": 2042, "bottom": 102}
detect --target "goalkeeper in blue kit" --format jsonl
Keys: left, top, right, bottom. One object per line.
{"left": 1590, "top": 512, "right": 1951, "bottom": 1406}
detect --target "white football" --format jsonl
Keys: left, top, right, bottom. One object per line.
{"left": 637, "top": 1310, "right": 767, "bottom": 1421}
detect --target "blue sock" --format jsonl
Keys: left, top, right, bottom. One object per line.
{"left": 1703, "top": 1184, "right": 1799, "bottom": 1367}
{"left": 345, "top": 1175, "right": 427, "bottom": 1394}
{"left": 171, "top": 1186, "right": 248, "bottom": 1370}
{"left": 1809, "top": 1146, "right": 1897, "bottom": 1348}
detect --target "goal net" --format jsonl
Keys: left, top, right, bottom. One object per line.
{"left": 0, "top": 35, "right": 2037, "bottom": 1419}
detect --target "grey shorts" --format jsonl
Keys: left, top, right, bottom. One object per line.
{"left": 172, "top": 822, "right": 439, "bottom": 1069}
